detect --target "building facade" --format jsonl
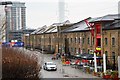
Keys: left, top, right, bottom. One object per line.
{"left": 24, "top": 14, "right": 120, "bottom": 69}
{"left": 4, "top": 1, "right": 26, "bottom": 42}
{"left": 0, "top": 5, "right": 6, "bottom": 42}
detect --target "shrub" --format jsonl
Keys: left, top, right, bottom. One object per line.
{"left": 2, "top": 47, "right": 41, "bottom": 79}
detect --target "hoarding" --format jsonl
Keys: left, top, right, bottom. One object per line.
{"left": 12, "top": 42, "right": 24, "bottom": 47}
{"left": 2, "top": 42, "right": 24, "bottom": 47}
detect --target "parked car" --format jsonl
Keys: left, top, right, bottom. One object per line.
{"left": 70, "top": 54, "right": 81, "bottom": 59}
{"left": 43, "top": 62, "right": 57, "bottom": 71}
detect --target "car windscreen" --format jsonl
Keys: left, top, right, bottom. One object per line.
{"left": 47, "top": 63, "right": 56, "bottom": 65}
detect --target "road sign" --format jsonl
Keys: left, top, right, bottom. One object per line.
{"left": 12, "top": 42, "right": 24, "bottom": 47}
{"left": 2, "top": 42, "right": 10, "bottom": 47}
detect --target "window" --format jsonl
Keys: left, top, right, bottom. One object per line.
{"left": 88, "top": 38, "right": 90, "bottom": 44}
{"left": 82, "top": 38, "right": 84, "bottom": 44}
{"left": 75, "top": 48, "right": 76, "bottom": 53}
{"left": 112, "top": 37, "right": 115, "bottom": 46}
{"left": 67, "top": 38, "right": 69, "bottom": 42}
{"left": 105, "top": 51, "right": 108, "bottom": 56}
{"left": 88, "top": 49, "right": 90, "bottom": 54}
{"left": 79, "top": 48, "right": 80, "bottom": 54}
{"left": 112, "top": 52, "right": 115, "bottom": 58}
{"left": 78, "top": 38, "right": 80, "bottom": 43}
{"left": 75, "top": 38, "right": 76, "bottom": 43}
{"left": 71, "top": 38, "right": 72, "bottom": 43}
{"left": 71, "top": 47, "right": 72, "bottom": 52}
{"left": 97, "top": 38, "right": 101, "bottom": 47}
{"left": 82, "top": 49, "right": 85, "bottom": 53}
{"left": 105, "top": 51, "right": 108, "bottom": 66}
{"left": 105, "top": 38, "right": 108, "bottom": 45}
{"left": 39, "top": 38, "right": 41, "bottom": 42}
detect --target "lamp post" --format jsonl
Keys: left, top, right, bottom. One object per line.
{"left": 42, "top": 32, "right": 45, "bottom": 64}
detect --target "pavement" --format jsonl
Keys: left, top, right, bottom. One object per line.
{"left": 55, "top": 59, "right": 98, "bottom": 78}
{"left": 20, "top": 48, "right": 100, "bottom": 78}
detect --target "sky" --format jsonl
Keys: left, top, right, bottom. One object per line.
{"left": 2, "top": 0, "right": 120, "bottom": 29}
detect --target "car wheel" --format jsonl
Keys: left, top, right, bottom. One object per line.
{"left": 44, "top": 67, "right": 45, "bottom": 70}
{"left": 54, "top": 68, "right": 57, "bottom": 71}
{"left": 46, "top": 67, "right": 48, "bottom": 71}
{"left": 43, "top": 66, "right": 46, "bottom": 70}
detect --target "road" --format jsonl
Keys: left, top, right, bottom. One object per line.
{"left": 39, "top": 53, "right": 99, "bottom": 78}
{"left": 19, "top": 48, "right": 99, "bottom": 78}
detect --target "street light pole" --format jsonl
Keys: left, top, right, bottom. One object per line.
{"left": 42, "top": 32, "right": 45, "bottom": 64}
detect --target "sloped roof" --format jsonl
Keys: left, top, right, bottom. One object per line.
{"left": 37, "top": 25, "right": 47, "bottom": 34}
{"left": 61, "top": 17, "right": 92, "bottom": 33}
{"left": 44, "top": 25, "right": 57, "bottom": 33}
{"left": 90, "top": 14, "right": 118, "bottom": 22}
{"left": 44, "top": 20, "right": 71, "bottom": 33}
{"left": 52, "top": 20, "right": 70, "bottom": 26}
{"left": 32, "top": 20, "right": 71, "bottom": 34}
{"left": 31, "top": 25, "right": 47, "bottom": 34}
{"left": 103, "top": 20, "right": 120, "bottom": 30}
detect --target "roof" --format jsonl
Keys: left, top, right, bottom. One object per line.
{"left": 37, "top": 20, "right": 71, "bottom": 34}
{"left": 51, "top": 20, "right": 70, "bottom": 26}
{"left": 31, "top": 25, "right": 47, "bottom": 34}
{"left": 61, "top": 17, "right": 92, "bottom": 33}
{"left": 103, "top": 20, "right": 120, "bottom": 30}
{"left": 90, "top": 14, "right": 118, "bottom": 22}
{"left": 44, "top": 26, "right": 57, "bottom": 33}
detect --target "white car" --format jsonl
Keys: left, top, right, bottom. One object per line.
{"left": 43, "top": 62, "right": 57, "bottom": 71}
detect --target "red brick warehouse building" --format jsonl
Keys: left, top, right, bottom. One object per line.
{"left": 24, "top": 14, "right": 120, "bottom": 70}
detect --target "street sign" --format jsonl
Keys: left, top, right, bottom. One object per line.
{"left": 2, "top": 42, "right": 10, "bottom": 47}
{"left": 12, "top": 42, "right": 24, "bottom": 47}
{"left": 2, "top": 42, "right": 24, "bottom": 47}
{"left": 96, "top": 47, "right": 101, "bottom": 51}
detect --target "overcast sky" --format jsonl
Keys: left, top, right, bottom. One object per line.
{"left": 2, "top": 0, "right": 120, "bottom": 29}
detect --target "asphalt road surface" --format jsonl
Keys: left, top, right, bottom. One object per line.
{"left": 40, "top": 53, "right": 99, "bottom": 78}
{"left": 19, "top": 48, "right": 99, "bottom": 79}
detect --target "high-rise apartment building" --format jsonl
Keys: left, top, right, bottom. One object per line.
{"left": 4, "top": 1, "right": 26, "bottom": 42}
{"left": 0, "top": 5, "right": 6, "bottom": 42}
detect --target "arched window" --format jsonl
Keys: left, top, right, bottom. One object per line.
{"left": 105, "top": 38, "right": 108, "bottom": 45}
{"left": 105, "top": 51, "right": 108, "bottom": 56}
{"left": 112, "top": 37, "right": 115, "bottom": 46}
{"left": 88, "top": 38, "right": 90, "bottom": 44}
